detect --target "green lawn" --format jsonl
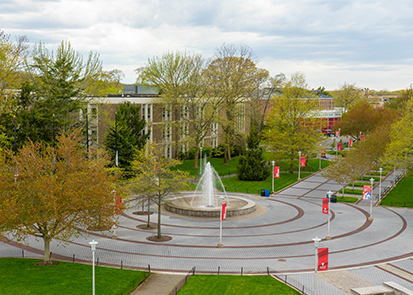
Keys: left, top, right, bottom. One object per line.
{"left": 335, "top": 196, "right": 359, "bottom": 203}
{"left": 343, "top": 188, "right": 363, "bottom": 195}
{"left": 177, "top": 275, "right": 301, "bottom": 295}
{"left": 0, "top": 258, "right": 149, "bottom": 295}
{"left": 380, "top": 169, "right": 413, "bottom": 207}
{"left": 221, "top": 173, "right": 300, "bottom": 195}
{"left": 174, "top": 157, "right": 240, "bottom": 177}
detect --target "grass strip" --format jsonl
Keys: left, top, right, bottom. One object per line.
{"left": 177, "top": 275, "right": 301, "bottom": 295}
{"left": 380, "top": 169, "right": 413, "bottom": 208}
{"left": 0, "top": 258, "right": 149, "bottom": 295}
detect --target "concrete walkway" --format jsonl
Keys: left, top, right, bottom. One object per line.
{"left": 130, "top": 273, "right": 186, "bottom": 295}
{"left": 1, "top": 169, "right": 412, "bottom": 295}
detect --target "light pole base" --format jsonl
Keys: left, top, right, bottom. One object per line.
{"left": 368, "top": 217, "right": 374, "bottom": 221}
{"left": 217, "top": 243, "right": 224, "bottom": 248}
{"left": 112, "top": 234, "right": 118, "bottom": 239}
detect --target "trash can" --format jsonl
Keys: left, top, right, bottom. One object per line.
{"left": 331, "top": 195, "right": 337, "bottom": 203}
{"left": 261, "top": 189, "right": 266, "bottom": 197}
{"left": 265, "top": 189, "right": 270, "bottom": 197}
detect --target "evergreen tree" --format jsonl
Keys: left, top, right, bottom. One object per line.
{"left": 237, "top": 123, "right": 270, "bottom": 181}
{"left": 105, "top": 102, "right": 149, "bottom": 176}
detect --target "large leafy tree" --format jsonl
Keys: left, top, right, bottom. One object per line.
{"left": 204, "top": 44, "right": 266, "bottom": 163}
{"left": 0, "top": 131, "right": 120, "bottom": 265}
{"left": 262, "top": 73, "right": 321, "bottom": 173}
{"left": 137, "top": 51, "right": 217, "bottom": 166}
{"left": 128, "top": 144, "right": 191, "bottom": 239}
{"left": 334, "top": 102, "right": 399, "bottom": 140}
{"left": 22, "top": 41, "right": 103, "bottom": 144}
{"left": 332, "top": 83, "right": 364, "bottom": 112}
{"left": 383, "top": 97, "right": 413, "bottom": 170}
{"left": 105, "top": 101, "right": 149, "bottom": 176}
{"left": 0, "top": 29, "right": 29, "bottom": 114}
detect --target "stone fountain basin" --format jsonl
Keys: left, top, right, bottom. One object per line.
{"left": 164, "top": 196, "right": 256, "bottom": 218}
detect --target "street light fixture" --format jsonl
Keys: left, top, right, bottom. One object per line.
{"left": 89, "top": 240, "right": 98, "bottom": 295}
{"left": 298, "top": 151, "right": 301, "bottom": 181}
{"left": 312, "top": 236, "right": 321, "bottom": 295}
{"left": 369, "top": 178, "right": 374, "bottom": 221}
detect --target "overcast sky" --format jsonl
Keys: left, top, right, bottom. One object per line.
{"left": 1, "top": 0, "right": 413, "bottom": 91}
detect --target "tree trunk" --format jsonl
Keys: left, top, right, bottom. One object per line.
{"left": 289, "top": 158, "right": 294, "bottom": 174}
{"left": 43, "top": 236, "right": 51, "bottom": 263}
{"left": 147, "top": 196, "right": 151, "bottom": 227}
{"left": 193, "top": 146, "right": 199, "bottom": 169}
{"left": 157, "top": 195, "right": 162, "bottom": 239}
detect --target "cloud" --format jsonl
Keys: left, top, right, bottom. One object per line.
{"left": 1, "top": 0, "right": 413, "bottom": 90}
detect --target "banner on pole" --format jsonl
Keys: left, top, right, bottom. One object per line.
{"left": 337, "top": 142, "right": 342, "bottom": 151}
{"left": 274, "top": 166, "right": 280, "bottom": 178}
{"left": 335, "top": 130, "right": 340, "bottom": 137}
{"left": 300, "top": 156, "right": 306, "bottom": 167}
{"left": 363, "top": 185, "right": 371, "bottom": 200}
{"left": 349, "top": 139, "right": 353, "bottom": 147}
{"left": 321, "top": 149, "right": 326, "bottom": 158}
{"left": 361, "top": 134, "right": 365, "bottom": 141}
{"left": 318, "top": 247, "right": 329, "bottom": 271}
{"left": 322, "top": 197, "right": 329, "bottom": 214}
{"left": 221, "top": 203, "right": 227, "bottom": 221}
{"left": 115, "top": 196, "right": 122, "bottom": 214}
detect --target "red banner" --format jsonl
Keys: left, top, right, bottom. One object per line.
{"left": 335, "top": 130, "right": 340, "bottom": 137}
{"left": 116, "top": 196, "right": 122, "bottom": 214}
{"left": 349, "top": 139, "right": 353, "bottom": 147}
{"left": 300, "top": 156, "right": 306, "bottom": 167}
{"left": 322, "top": 197, "right": 329, "bottom": 214}
{"left": 321, "top": 149, "right": 326, "bottom": 158}
{"left": 274, "top": 166, "right": 280, "bottom": 178}
{"left": 337, "top": 142, "right": 341, "bottom": 152}
{"left": 318, "top": 247, "right": 328, "bottom": 271}
{"left": 361, "top": 134, "right": 365, "bottom": 141}
{"left": 221, "top": 203, "right": 227, "bottom": 221}
{"left": 363, "top": 185, "right": 371, "bottom": 200}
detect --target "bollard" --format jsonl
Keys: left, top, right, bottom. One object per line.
{"left": 121, "top": 260, "right": 123, "bottom": 269}
{"left": 22, "top": 250, "right": 24, "bottom": 258}
{"left": 97, "top": 257, "right": 99, "bottom": 266}
{"left": 267, "top": 267, "right": 270, "bottom": 275}
{"left": 218, "top": 266, "right": 220, "bottom": 275}
{"left": 193, "top": 266, "right": 196, "bottom": 275}
{"left": 148, "top": 264, "right": 151, "bottom": 273}
{"left": 73, "top": 254, "right": 75, "bottom": 263}
{"left": 241, "top": 267, "right": 243, "bottom": 275}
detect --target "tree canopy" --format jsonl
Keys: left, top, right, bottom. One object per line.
{"left": 0, "top": 131, "right": 121, "bottom": 264}
{"left": 262, "top": 73, "right": 322, "bottom": 173}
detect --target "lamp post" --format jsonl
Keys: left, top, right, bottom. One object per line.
{"left": 112, "top": 189, "right": 117, "bottom": 239}
{"left": 298, "top": 151, "right": 301, "bottom": 181}
{"left": 312, "top": 236, "right": 321, "bottom": 295}
{"left": 336, "top": 128, "right": 341, "bottom": 156}
{"left": 379, "top": 167, "right": 383, "bottom": 201}
{"left": 326, "top": 190, "right": 332, "bottom": 240}
{"left": 218, "top": 195, "right": 224, "bottom": 248}
{"left": 89, "top": 240, "right": 98, "bottom": 295}
{"left": 271, "top": 160, "right": 275, "bottom": 193}
{"left": 369, "top": 178, "right": 374, "bottom": 221}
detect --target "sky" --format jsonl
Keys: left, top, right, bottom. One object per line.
{"left": 1, "top": 0, "right": 413, "bottom": 91}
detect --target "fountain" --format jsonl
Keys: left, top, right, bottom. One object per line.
{"left": 164, "top": 162, "right": 256, "bottom": 218}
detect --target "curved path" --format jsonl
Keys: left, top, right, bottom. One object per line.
{"left": 2, "top": 171, "right": 413, "bottom": 278}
